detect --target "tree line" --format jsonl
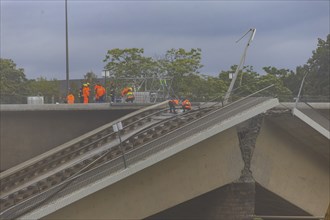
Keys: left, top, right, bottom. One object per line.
{"left": 0, "top": 34, "right": 329, "bottom": 104}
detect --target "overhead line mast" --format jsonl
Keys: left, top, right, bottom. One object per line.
{"left": 223, "top": 28, "right": 256, "bottom": 105}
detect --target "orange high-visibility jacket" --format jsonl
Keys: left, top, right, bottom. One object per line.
{"left": 67, "top": 94, "right": 75, "bottom": 104}
{"left": 83, "top": 86, "right": 90, "bottom": 97}
{"left": 182, "top": 99, "right": 191, "bottom": 109}
{"left": 94, "top": 84, "right": 101, "bottom": 93}
{"left": 121, "top": 88, "right": 129, "bottom": 96}
{"left": 96, "top": 86, "right": 106, "bottom": 97}
{"left": 121, "top": 87, "right": 133, "bottom": 97}
{"left": 170, "top": 99, "right": 179, "bottom": 105}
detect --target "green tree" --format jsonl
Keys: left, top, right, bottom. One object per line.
{"left": 0, "top": 58, "right": 29, "bottom": 103}
{"left": 197, "top": 75, "right": 227, "bottom": 101}
{"left": 160, "top": 48, "right": 203, "bottom": 93}
{"left": 103, "top": 48, "right": 157, "bottom": 92}
{"left": 103, "top": 48, "right": 203, "bottom": 97}
{"left": 262, "top": 66, "right": 295, "bottom": 100}
{"left": 299, "top": 34, "right": 330, "bottom": 100}
{"left": 27, "top": 77, "right": 60, "bottom": 103}
{"left": 219, "top": 65, "right": 292, "bottom": 101}
{"left": 84, "top": 71, "right": 98, "bottom": 84}
{"left": 256, "top": 74, "right": 293, "bottom": 101}
{"left": 218, "top": 65, "right": 259, "bottom": 98}
{"left": 104, "top": 48, "right": 156, "bottom": 78}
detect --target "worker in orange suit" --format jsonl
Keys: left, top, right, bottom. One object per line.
{"left": 94, "top": 82, "right": 106, "bottom": 103}
{"left": 168, "top": 97, "right": 179, "bottom": 113}
{"left": 82, "top": 84, "right": 90, "bottom": 104}
{"left": 66, "top": 91, "right": 75, "bottom": 104}
{"left": 181, "top": 98, "right": 191, "bottom": 112}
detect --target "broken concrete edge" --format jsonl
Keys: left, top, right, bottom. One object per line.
{"left": 18, "top": 98, "right": 279, "bottom": 220}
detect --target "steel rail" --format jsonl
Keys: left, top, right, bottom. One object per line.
{"left": 0, "top": 85, "right": 276, "bottom": 218}
{"left": 1, "top": 96, "right": 274, "bottom": 219}
{"left": 0, "top": 105, "right": 211, "bottom": 217}
{"left": 0, "top": 105, "right": 210, "bottom": 208}
{"left": 0, "top": 109, "right": 170, "bottom": 199}
{"left": 0, "top": 108, "right": 164, "bottom": 195}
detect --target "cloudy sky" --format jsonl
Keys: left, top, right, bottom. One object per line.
{"left": 1, "top": 0, "right": 329, "bottom": 80}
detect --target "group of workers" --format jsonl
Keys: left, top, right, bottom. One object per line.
{"left": 168, "top": 97, "right": 192, "bottom": 113}
{"left": 66, "top": 82, "right": 192, "bottom": 113}
{"left": 66, "top": 82, "right": 135, "bottom": 104}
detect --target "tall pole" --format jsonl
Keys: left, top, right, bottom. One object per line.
{"left": 295, "top": 71, "right": 308, "bottom": 108}
{"left": 65, "top": 0, "right": 70, "bottom": 94}
{"left": 223, "top": 28, "right": 256, "bottom": 105}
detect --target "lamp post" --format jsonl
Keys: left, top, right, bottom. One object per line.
{"left": 295, "top": 71, "right": 309, "bottom": 108}
{"left": 102, "top": 70, "right": 110, "bottom": 101}
{"left": 65, "top": 0, "right": 70, "bottom": 95}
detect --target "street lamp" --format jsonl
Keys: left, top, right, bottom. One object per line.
{"left": 102, "top": 70, "right": 110, "bottom": 101}
{"left": 102, "top": 70, "right": 110, "bottom": 86}
{"left": 65, "top": 0, "right": 70, "bottom": 95}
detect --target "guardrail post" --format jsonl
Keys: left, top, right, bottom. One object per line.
{"left": 113, "top": 122, "right": 127, "bottom": 168}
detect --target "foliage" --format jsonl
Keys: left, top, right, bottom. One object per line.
{"left": 160, "top": 48, "right": 203, "bottom": 93}
{"left": 198, "top": 75, "right": 227, "bottom": 101}
{"left": 84, "top": 71, "right": 98, "bottom": 84}
{"left": 0, "top": 58, "right": 29, "bottom": 103}
{"left": 256, "top": 74, "right": 293, "bottom": 101}
{"left": 27, "top": 77, "right": 60, "bottom": 103}
{"left": 103, "top": 48, "right": 204, "bottom": 98}
{"left": 2, "top": 34, "right": 329, "bottom": 104}
{"left": 219, "top": 65, "right": 293, "bottom": 101}
{"left": 261, "top": 66, "right": 295, "bottom": 101}
{"left": 103, "top": 48, "right": 157, "bottom": 93}
{"left": 104, "top": 48, "right": 156, "bottom": 78}
{"left": 299, "top": 34, "right": 330, "bottom": 100}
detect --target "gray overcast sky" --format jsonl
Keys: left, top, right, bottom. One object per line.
{"left": 1, "top": 0, "right": 329, "bottom": 80}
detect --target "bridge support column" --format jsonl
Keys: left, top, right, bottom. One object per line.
{"left": 215, "top": 182, "right": 255, "bottom": 220}
{"left": 222, "top": 114, "right": 263, "bottom": 219}
{"left": 237, "top": 114, "right": 264, "bottom": 182}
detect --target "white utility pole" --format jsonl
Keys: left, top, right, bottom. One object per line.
{"left": 223, "top": 28, "right": 256, "bottom": 105}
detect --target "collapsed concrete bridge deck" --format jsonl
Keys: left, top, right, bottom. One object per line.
{"left": 0, "top": 99, "right": 329, "bottom": 219}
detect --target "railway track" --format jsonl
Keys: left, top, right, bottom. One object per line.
{"left": 0, "top": 102, "right": 215, "bottom": 218}
{"left": 0, "top": 95, "right": 277, "bottom": 219}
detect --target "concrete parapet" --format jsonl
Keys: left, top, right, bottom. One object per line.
{"left": 0, "top": 102, "right": 167, "bottom": 172}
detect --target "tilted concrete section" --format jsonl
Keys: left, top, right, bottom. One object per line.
{"left": 43, "top": 128, "right": 243, "bottom": 220}
{"left": 43, "top": 111, "right": 329, "bottom": 219}
{"left": 0, "top": 104, "right": 149, "bottom": 171}
{"left": 292, "top": 107, "right": 330, "bottom": 139}
{"left": 1, "top": 101, "right": 328, "bottom": 219}
{"left": 252, "top": 115, "right": 329, "bottom": 215}
{"left": 11, "top": 97, "right": 278, "bottom": 219}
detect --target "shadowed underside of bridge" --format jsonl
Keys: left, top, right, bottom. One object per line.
{"left": 0, "top": 98, "right": 329, "bottom": 219}
{"left": 146, "top": 183, "right": 311, "bottom": 219}
{"left": 42, "top": 111, "right": 329, "bottom": 220}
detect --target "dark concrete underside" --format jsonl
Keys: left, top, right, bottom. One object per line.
{"left": 146, "top": 182, "right": 311, "bottom": 220}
